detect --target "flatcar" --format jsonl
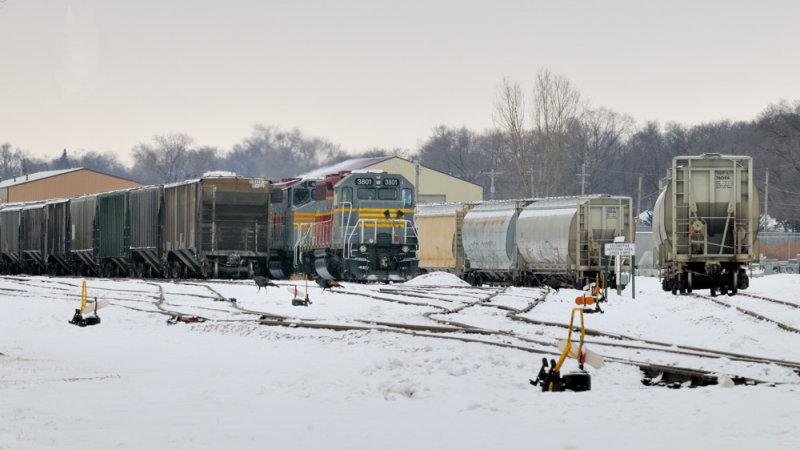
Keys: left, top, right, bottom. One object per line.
{"left": 652, "top": 154, "right": 759, "bottom": 295}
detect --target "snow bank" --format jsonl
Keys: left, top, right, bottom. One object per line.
{"left": 403, "top": 271, "right": 471, "bottom": 287}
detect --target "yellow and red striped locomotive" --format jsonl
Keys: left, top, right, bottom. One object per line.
{"left": 268, "top": 171, "right": 418, "bottom": 281}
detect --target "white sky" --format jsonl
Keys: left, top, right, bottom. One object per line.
{"left": 1, "top": 0, "right": 799, "bottom": 163}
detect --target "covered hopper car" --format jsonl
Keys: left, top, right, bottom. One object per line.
{"left": 415, "top": 202, "right": 474, "bottom": 276}
{"left": 653, "top": 154, "right": 759, "bottom": 295}
{"left": 417, "top": 195, "right": 634, "bottom": 287}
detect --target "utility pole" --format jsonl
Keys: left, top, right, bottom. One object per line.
{"left": 764, "top": 168, "right": 769, "bottom": 231}
{"left": 489, "top": 168, "right": 496, "bottom": 200}
{"left": 530, "top": 171, "right": 534, "bottom": 198}
{"left": 578, "top": 163, "right": 589, "bottom": 196}
{"left": 413, "top": 159, "right": 420, "bottom": 199}
{"left": 637, "top": 174, "right": 643, "bottom": 224}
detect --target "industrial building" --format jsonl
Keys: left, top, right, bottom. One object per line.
{"left": 0, "top": 168, "right": 142, "bottom": 204}
{"left": 299, "top": 156, "right": 483, "bottom": 203}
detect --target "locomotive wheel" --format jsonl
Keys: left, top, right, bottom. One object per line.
{"left": 686, "top": 272, "right": 693, "bottom": 293}
{"left": 729, "top": 271, "right": 738, "bottom": 296}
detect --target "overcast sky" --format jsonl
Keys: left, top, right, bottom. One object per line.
{"left": 1, "top": 0, "right": 799, "bottom": 163}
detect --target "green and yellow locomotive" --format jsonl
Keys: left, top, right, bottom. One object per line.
{"left": 269, "top": 171, "right": 418, "bottom": 281}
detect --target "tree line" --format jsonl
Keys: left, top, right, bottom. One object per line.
{"left": 2, "top": 69, "right": 799, "bottom": 229}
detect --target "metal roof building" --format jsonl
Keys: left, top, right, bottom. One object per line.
{"left": 299, "top": 156, "right": 483, "bottom": 203}
{"left": 0, "top": 168, "right": 143, "bottom": 204}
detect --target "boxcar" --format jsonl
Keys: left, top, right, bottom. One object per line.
{"left": 163, "top": 175, "right": 270, "bottom": 278}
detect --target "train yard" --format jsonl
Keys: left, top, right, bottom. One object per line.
{"left": 3, "top": 272, "right": 800, "bottom": 447}
{"left": 3, "top": 273, "right": 799, "bottom": 384}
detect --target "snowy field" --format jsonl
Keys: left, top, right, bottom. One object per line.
{"left": 2, "top": 273, "right": 799, "bottom": 449}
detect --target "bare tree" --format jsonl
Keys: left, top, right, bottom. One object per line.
{"left": 493, "top": 78, "right": 532, "bottom": 196}
{"left": 756, "top": 101, "right": 800, "bottom": 228}
{"left": 531, "top": 68, "right": 583, "bottom": 196}
{"left": 574, "top": 107, "right": 634, "bottom": 192}
{"left": 132, "top": 133, "right": 193, "bottom": 183}
{"left": 0, "top": 142, "right": 23, "bottom": 180}
{"left": 184, "top": 146, "right": 221, "bottom": 178}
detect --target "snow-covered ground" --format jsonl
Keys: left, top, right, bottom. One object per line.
{"left": 2, "top": 273, "right": 799, "bottom": 449}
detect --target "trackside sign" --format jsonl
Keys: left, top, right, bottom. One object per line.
{"left": 604, "top": 243, "right": 635, "bottom": 256}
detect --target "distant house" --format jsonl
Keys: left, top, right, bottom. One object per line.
{"left": 299, "top": 156, "right": 483, "bottom": 203}
{"left": 0, "top": 168, "right": 143, "bottom": 204}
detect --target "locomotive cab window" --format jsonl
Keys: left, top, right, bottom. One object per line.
{"left": 293, "top": 188, "right": 311, "bottom": 206}
{"left": 402, "top": 188, "right": 413, "bottom": 207}
{"left": 270, "top": 189, "right": 283, "bottom": 204}
{"left": 340, "top": 187, "right": 353, "bottom": 203}
{"left": 357, "top": 188, "right": 376, "bottom": 200}
{"left": 378, "top": 188, "right": 397, "bottom": 200}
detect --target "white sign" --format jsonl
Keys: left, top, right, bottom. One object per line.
{"left": 604, "top": 243, "right": 635, "bottom": 256}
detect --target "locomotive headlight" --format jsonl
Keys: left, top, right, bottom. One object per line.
{"left": 359, "top": 245, "right": 367, "bottom": 253}
{"left": 402, "top": 245, "right": 409, "bottom": 253}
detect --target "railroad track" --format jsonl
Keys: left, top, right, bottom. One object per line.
{"left": 263, "top": 283, "right": 800, "bottom": 376}
{"left": 737, "top": 292, "right": 800, "bottom": 310}
{"left": 3, "top": 276, "right": 800, "bottom": 384}
{"left": 689, "top": 293, "right": 800, "bottom": 334}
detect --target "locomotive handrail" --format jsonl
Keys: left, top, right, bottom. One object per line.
{"left": 294, "top": 222, "right": 313, "bottom": 267}
{"left": 339, "top": 202, "right": 353, "bottom": 243}
{"left": 342, "top": 218, "right": 418, "bottom": 260}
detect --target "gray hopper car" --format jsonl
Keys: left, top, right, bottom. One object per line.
{"left": 20, "top": 203, "right": 46, "bottom": 273}
{"left": 43, "top": 199, "right": 71, "bottom": 275}
{"left": 0, "top": 204, "right": 24, "bottom": 272}
{"left": 129, "top": 185, "right": 164, "bottom": 278}
{"left": 515, "top": 196, "right": 633, "bottom": 286}
{"left": 418, "top": 195, "right": 634, "bottom": 287}
{"left": 652, "top": 154, "right": 759, "bottom": 295}
{"left": 163, "top": 176, "right": 270, "bottom": 278}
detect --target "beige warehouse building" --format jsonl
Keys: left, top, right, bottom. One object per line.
{"left": 0, "top": 168, "right": 143, "bottom": 204}
{"left": 300, "top": 156, "right": 483, "bottom": 203}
